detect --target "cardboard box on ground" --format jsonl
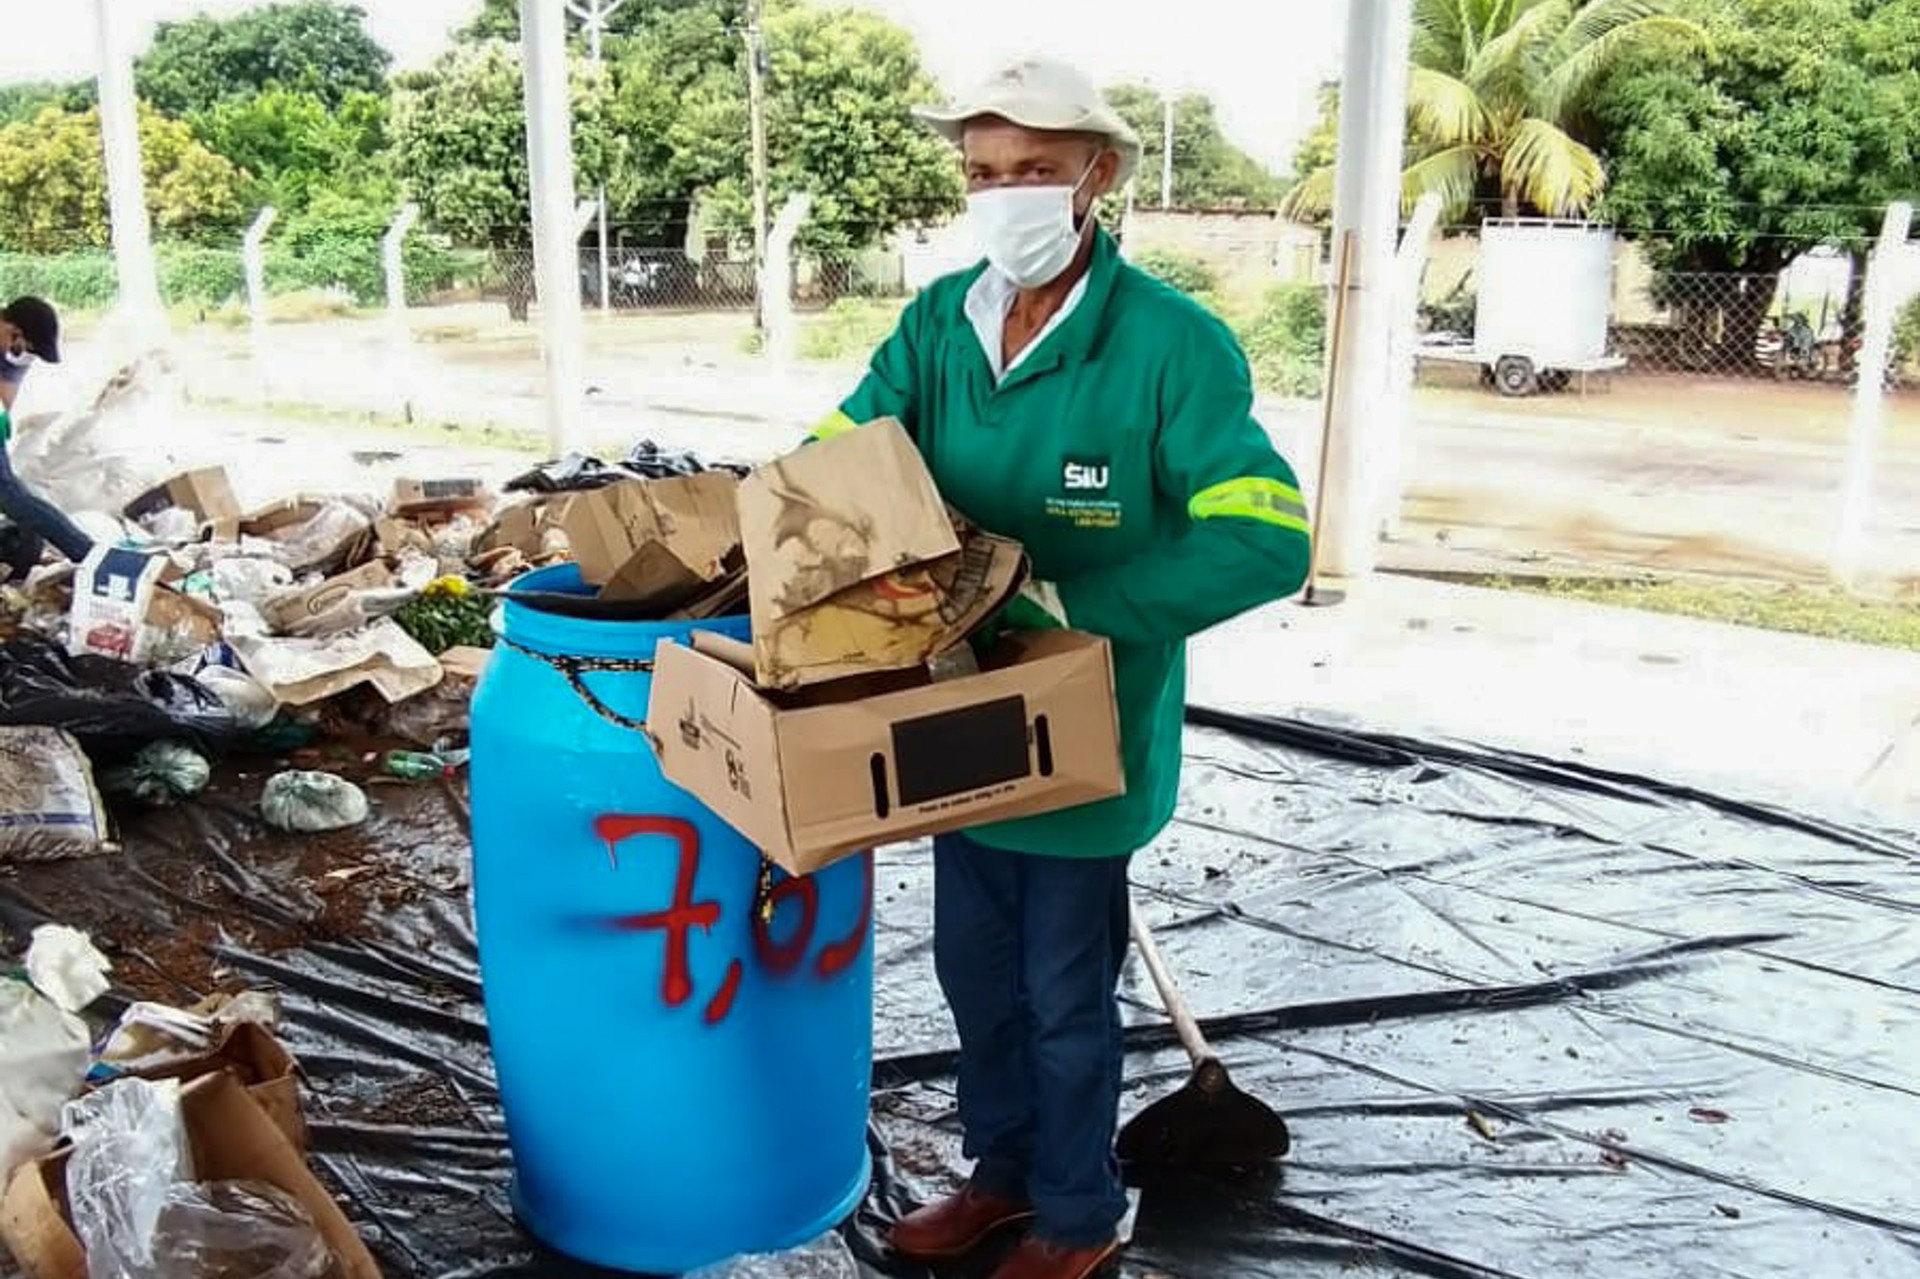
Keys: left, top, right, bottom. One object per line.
{"left": 91, "top": 1018, "right": 306, "bottom": 1152}
{"left": 123, "top": 467, "right": 242, "bottom": 525}
{"left": 647, "top": 419, "right": 1126, "bottom": 875}
{"left": 0, "top": 1072, "right": 380, "bottom": 1279}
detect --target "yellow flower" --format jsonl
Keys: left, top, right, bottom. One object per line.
{"left": 425, "top": 576, "right": 473, "bottom": 599}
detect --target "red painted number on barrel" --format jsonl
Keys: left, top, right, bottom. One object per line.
{"left": 595, "top": 814, "right": 872, "bottom": 1025}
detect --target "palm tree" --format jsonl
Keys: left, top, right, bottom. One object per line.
{"left": 1286, "top": 0, "right": 1703, "bottom": 221}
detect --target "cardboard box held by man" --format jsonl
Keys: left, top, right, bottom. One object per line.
{"left": 648, "top": 419, "right": 1124, "bottom": 875}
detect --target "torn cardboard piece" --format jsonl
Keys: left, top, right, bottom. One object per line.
{"left": 740, "top": 417, "right": 956, "bottom": 612}
{"left": 560, "top": 473, "right": 740, "bottom": 590}
{"left": 648, "top": 629, "right": 1125, "bottom": 875}
{"left": 749, "top": 522, "right": 1025, "bottom": 690}
{"left": 261, "top": 562, "right": 397, "bottom": 638}
{"left": 230, "top": 621, "right": 442, "bottom": 707}
{"left": 0, "top": 1072, "right": 381, "bottom": 1279}
{"left": 68, "top": 548, "right": 222, "bottom": 666}
{"left": 739, "top": 419, "right": 1022, "bottom": 688}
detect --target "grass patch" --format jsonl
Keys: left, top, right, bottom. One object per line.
{"left": 1473, "top": 575, "right": 1920, "bottom": 652}
{"left": 799, "top": 298, "right": 906, "bottom": 363}
{"left": 189, "top": 394, "right": 545, "bottom": 455}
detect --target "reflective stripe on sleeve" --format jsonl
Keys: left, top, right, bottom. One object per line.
{"left": 808, "top": 410, "right": 860, "bottom": 442}
{"left": 1188, "top": 477, "right": 1311, "bottom": 534}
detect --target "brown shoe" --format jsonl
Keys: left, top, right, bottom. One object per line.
{"left": 990, "top": 1236, "right": 1121, "bottom": 1279}
{"left": 889, "top": 1183, "right": 1035, "bottom": 1260}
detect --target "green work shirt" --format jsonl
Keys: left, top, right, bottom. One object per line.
{"left": 825, "top": 229, "right": 1312, "bottom": 858}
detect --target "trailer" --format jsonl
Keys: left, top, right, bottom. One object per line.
{"left": 1417, "top": 218, "right": 1628, "bottom": 396}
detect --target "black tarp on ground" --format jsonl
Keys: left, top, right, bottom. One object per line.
{"left": 3, "top": 711, "right": 1917, "bottom": 1279}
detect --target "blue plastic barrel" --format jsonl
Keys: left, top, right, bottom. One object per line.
{"left": 470, "top": 564, "right": 873, "bottom": 1274}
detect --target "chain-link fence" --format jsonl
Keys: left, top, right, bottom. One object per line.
{"left": 1612, "top": 269, "right": 1870, "bottom": 383}
{"left": 1418, "top": 227, "right": 1920, "bottom": 389}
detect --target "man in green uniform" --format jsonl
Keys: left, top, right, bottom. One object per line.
{"left": 818, "top": 59, "right": 1311, "bottom": 1279}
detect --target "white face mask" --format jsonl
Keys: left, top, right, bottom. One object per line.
{"left": 966, "top": 160, "right": 1099, "bottom": 289}
{"left": 3, "top": 349, "right": 32, "bottom": 370}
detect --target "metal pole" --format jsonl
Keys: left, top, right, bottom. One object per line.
{"left": 568, "top": 0, "right": 624, "bottom": 318}
{"left": 242, "top": 207, "right": 278, "bottom": 358}
{"left": 1318, "top": 0, "right": 1415, "bottom": 582}
{"left": 91, "top": 0, "right": 165, "bottom": 338}
{"left": 746, "top": 0, "right": 772, "bottom": 331}
{"left": 1160, "top": 92, "right": 1175, "bottom": 210}
{"left": 521, "top": 0, "right": 588, "bottom": 456}
{"left": 1835, "top": 201, "right": 1914, "bottom": 587}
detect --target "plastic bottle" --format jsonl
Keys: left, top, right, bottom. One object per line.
{"left": 382, "top": 750, "right": 449, "bottom": 781}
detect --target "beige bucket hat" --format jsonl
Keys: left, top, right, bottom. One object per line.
{"left": 915, "top": 58, "right": 1143, "bottom": 187}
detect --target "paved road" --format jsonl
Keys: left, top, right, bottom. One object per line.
{"left": 159, "top": 317, "right": 1920, "bottom": 588}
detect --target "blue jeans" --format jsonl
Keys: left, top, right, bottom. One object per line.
{"left": 0, "top": 446, "right": 92, "bottom": 568}
{"left": 932, "top": 833, "right": 1132, "bottom": 1248}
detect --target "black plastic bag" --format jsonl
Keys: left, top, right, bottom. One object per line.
{"left": 504, "top": 453, "right": 626, "bottom": 495}
{"left": 505, "top": 443, "right": 749, "bottom": 495}
{"left": 0, "top": 637, "right": 243, "bottom": 765}
{"left": 621, "top": 439, "right": 748, "bottom": 480}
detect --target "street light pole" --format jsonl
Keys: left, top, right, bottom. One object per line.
{"left": 1160, "top": 91, "right": 1175, "bottom": 210}
{"left": 565, "top": 0, "right": 625, "bottom": 318}
{"left": 745, "top": 0, "right": 772, "bottom": 330}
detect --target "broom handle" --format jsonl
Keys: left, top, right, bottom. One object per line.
{"left": 1128, "top": 901, "right": 1216, "bottom": 1068}
{"left": 1305, "top": 230, "right": 1357, "bottom": 599}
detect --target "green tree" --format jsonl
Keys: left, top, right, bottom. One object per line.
{"left": 1289, "top": 84, "right": 1339, "bottom": 193}
{"left": 1105, "top": 84, "right": 1285, "bottom": 209}
{"left": 137, "top": 1, "right": 392, "bottom": 116}
{"left": 191, "top": 87, "right": 392, "bottom": 214}
{"left": 0, "top": 105, "right": 247, "bottom": 253}
{"left": 1593, "top": 0, "right": 1920, "bottom": 275}
{"left": 1287, "top": 0, "right": 1701, "bottom": 221}
{"left": 0, "top": 82, "right": 95, "bottom": 126}
{"left": 459, "top": 0, "right": 732, "bottom": 42}
{"left": 390, "top": 40, "right": 617, "bottom": 316}
{"left": 607, "top": 3, "right": 962, "bottom": 269}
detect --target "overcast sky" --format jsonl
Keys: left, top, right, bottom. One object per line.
{"left": 0, "top": 1, "right": 1342, "bottom": 168}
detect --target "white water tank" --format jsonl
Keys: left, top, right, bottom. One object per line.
{"left": 1475, "top": 219, "right": 1615, "bottom": 366}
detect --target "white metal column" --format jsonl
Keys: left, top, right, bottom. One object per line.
{"left": 1318, "top": 0, "right": 1414, "bottom": 581}
{"left": 242, "top": 207, "right": 278, "bottom": 356}
{"left": 1834, "top": 202, "right": 1917, "bottom": 587}
{"left": 91, "top": 0, "right": 165, "bottom": 338}
{"left": 520, "top": 0, "right": 588, "bottom": 456}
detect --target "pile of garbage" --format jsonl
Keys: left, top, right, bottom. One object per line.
{"left": 1, "top": 925, "right": 380, "bottom": 1279}
{"left": 0, "top": 435, "right": 755, "bottom": 856}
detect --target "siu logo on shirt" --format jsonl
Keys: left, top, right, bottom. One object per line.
{"left": 1062, "top": 458, "right": 1111, "bottom": 492}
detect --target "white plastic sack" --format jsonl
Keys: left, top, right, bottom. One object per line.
{"left": 140, "top": 509, "right": 203, "bottom": 545}
{"left": 10, "top": 351, "right": 188, "bottom": 519}
{"left": 26, "top": 923, "right": 113, "bottom": 1014}
{"left": 195, "top": 666, "right": 280, "bottom": 730}
{"left": 211, "top": 559, "right": 295, "bottom": 610}
{"left": 0, "top": 977, "right": 93, "bottom": 1183}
